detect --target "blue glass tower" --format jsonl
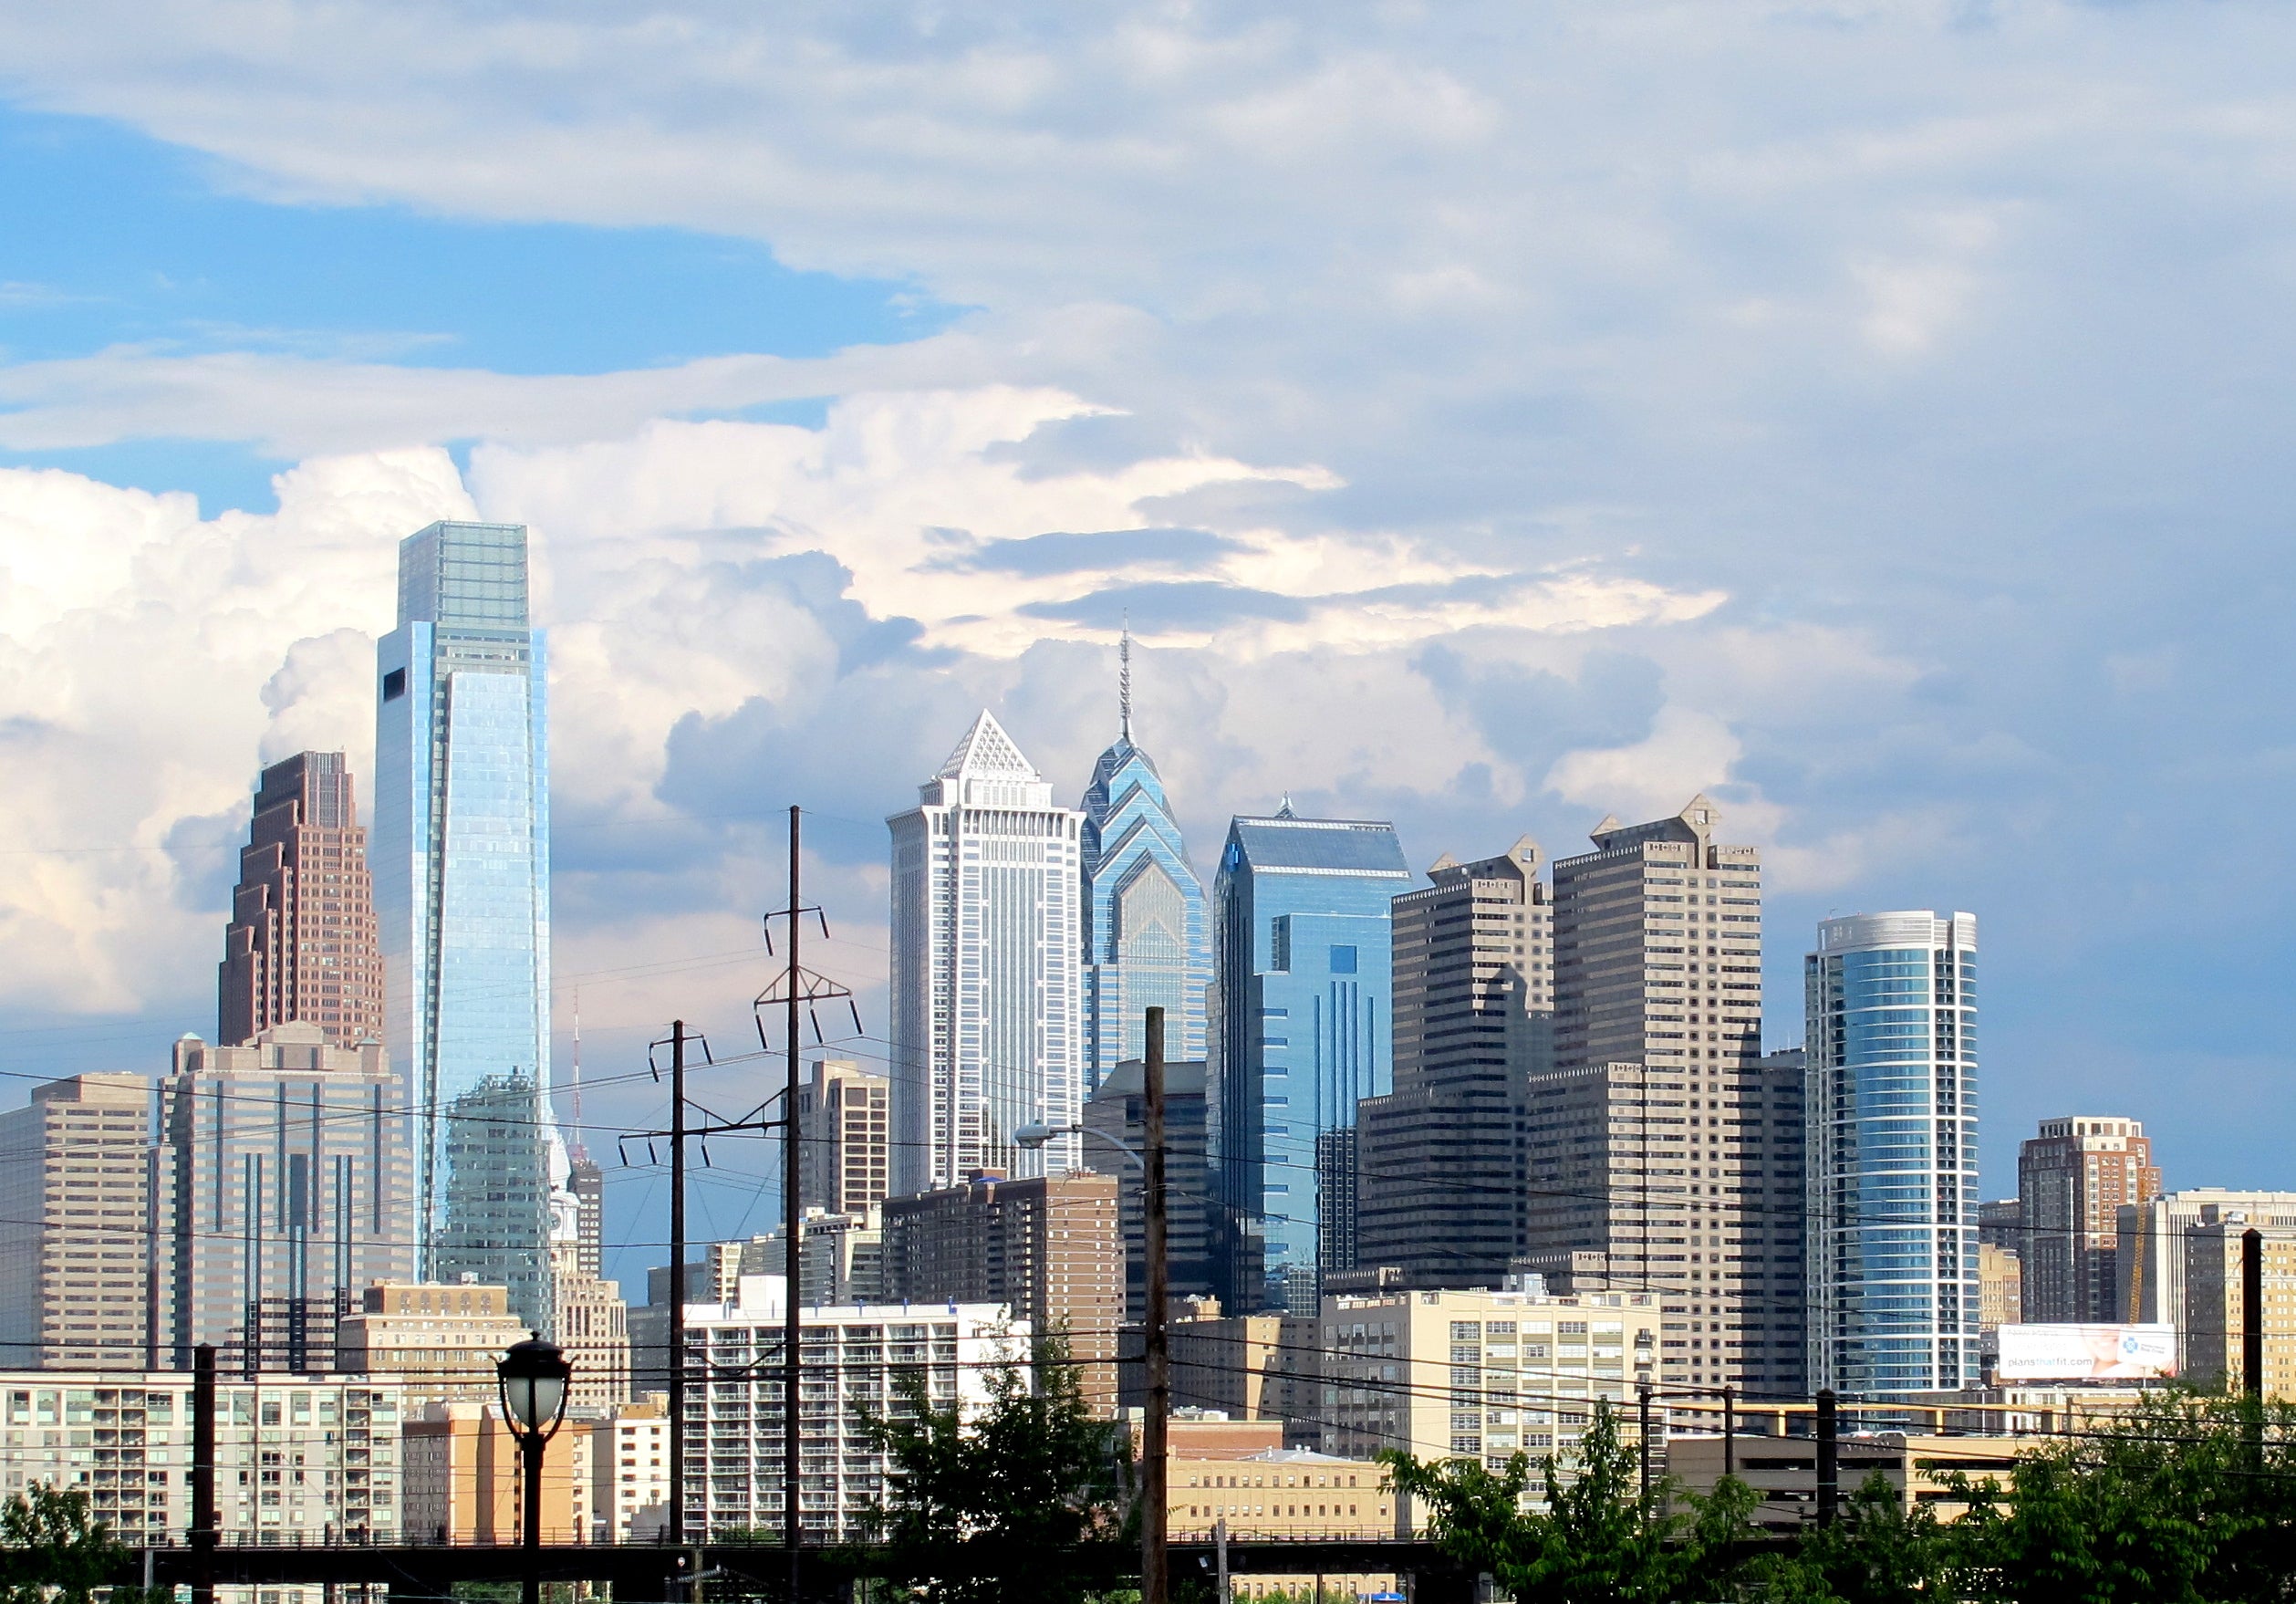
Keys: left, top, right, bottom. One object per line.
{"left": 1080, "top": 634, "right": 1209, "bottom": 1088}
{"left": 1207, "top": 806, "right": 1410, "bottom": 1316}
{"left": 1806, "top": 911, "right": 1980, "bottom": 1399}
{"left": 373, "top": 521, "right": 559, "bottom": 1326}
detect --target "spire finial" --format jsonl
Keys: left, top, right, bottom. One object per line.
{"left": 1119, "top": 613, "right": 1133, "bottom": 744}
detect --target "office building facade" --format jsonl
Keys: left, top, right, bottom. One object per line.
{"left": 2183, "top": 1212, "right": 2296, "bottom": 1399}
{"left": 1805, "top": 911, "right": 1981, "bottom": 1398}
{"left": 1208, "top": 807, "right": 1410, "bottom": 1317}
{"left": 1520, "top": 1050, "right": 1807, "bottom": 1397}
{"left": 1356, "top": 838, "right": 1553, "bottom": 1288}
{"left": 1551, "top": 795, "right": 1762, "bottom": 1076}
{"left": 888, "top": 710, "right": 1086, "bottom": 1188}
{"left": 1084, "top": 1057, "right": 1211, "bottom": 1320}
{"left": 219, "top": 751, "right": 385, "bottom": 1050}
{"left": 0, "top": 1074, "right": 152, "bottom": 1369}
{"left": 2117, "top": 1188, "right": 2296, "bottom": 1327}
{"left": 373, "top": 520, "right": 562, "bottom": 1321}
{"left": 152, "top": 1025, "right": 414, "bottom": 1374}
{"left": 1079, "top": 640, "right": 1210, "bottom": 1087}
{"left": 2017, "top": 1115, "right": 2160, "bottom": 1324}
{"left": 334, "top": 1281, "right": 530, "bottom": 1402}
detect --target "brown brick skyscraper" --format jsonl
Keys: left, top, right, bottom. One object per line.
{"left": 219, "top": 751, "right": 384, "bottom": 1047}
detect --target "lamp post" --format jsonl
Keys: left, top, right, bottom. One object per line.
{"left": 498, "top": 1333, "right": 574, "bottom": 1604}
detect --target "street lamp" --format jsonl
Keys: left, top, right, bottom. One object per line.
{"left": 498, "top": 1333, "right": 574, "bottom": 1604}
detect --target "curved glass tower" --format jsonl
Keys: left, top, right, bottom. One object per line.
{"left": 1079, "top": 636, "right": 1210, "bottom": 1088}
{"left": 1806, "top": 911, "right": 1980, "bottom": 1398}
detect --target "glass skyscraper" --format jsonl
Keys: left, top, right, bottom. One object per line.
{"left": 1207, "top": 807, "right": 1410, "bottom": 1316}
{"left": 888, "top": 710, "right": 1086, "bottom": 1190}
{"left": 1806, "top": 911, "right": 1980, "bottom": 1398}
{"left": 1079, "top": 638, "right": 1209, "bottom": 1088}
{"left": 373, "top": 520, "right": 561, "bottom": 1327}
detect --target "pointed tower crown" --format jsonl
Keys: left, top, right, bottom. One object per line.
{"left": 922, "top": 710, "right": 1057, "bottom": 809}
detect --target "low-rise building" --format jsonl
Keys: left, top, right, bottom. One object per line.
{"left": 1668, "top": 1432, "right": 2023, "bottom": 1529}
{"left": 336, "top": 1282, "right": 530, "bottom": 1403}
{"left": 679, "top": 1276, "right": 1026, "bottom": 1541}
{"left": 588, "top": 1393, "right": 670, "bottom": 1543}
{"left": 403, "top": 1400, "right": 588, "bottom": 1545}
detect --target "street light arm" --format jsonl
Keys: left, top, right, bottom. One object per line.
{"left": 1012, "top": 1120, "right": 1147, "bottom": 1172}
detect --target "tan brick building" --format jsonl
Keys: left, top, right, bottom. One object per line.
{"left": 0, "top": 1073, "right": 151, "bottom": 1368}
{"left": 336, "top": 1282, "right": 529, "bottom": 1402}
{"left": 2018, "top": 1116, "right": 2161, "bottom": 1323}
{"left": 883, "top": 1172, "right": 1122, "bottom": 1409}
{"left": 403, "top": 1400, "right": 589, "bottom": 1544}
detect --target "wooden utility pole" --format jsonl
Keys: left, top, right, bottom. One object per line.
{"left": 1141, "top": 1005, "right": 1170, "bottom": 1604}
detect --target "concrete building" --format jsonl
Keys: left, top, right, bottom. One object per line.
{"left": 587, "top": 1393, "right": 670, "bottom": 1542}
{"left": 1979, "top": 1244, "right": 2022, "bottom": 1334}
{"left": 374, "top": 520, "right": 566, "bottom": 1323}
{"left": 1807, "top": 912, "right": 1981, "bottom": 1399}
{"left": 740, "top": 1207, "right": 889, "bottom": 1308}
{"left": 2182, "top": 1210, "right": 2296, "bottom": 1398}
{"left": 1518, "top": 1051, "right": 1808, "bottom": 1399}
{"left": 1314, "top": 1286, "right": 1661, "bottom": 1509}
{"left": 152, "top": 1025, "right": 414, "bottom": 1374}
{"left": 797, "top": 1058, "right": 892, "bottom": 1217}
{"left": 1167, "top": 1419, "right": 1397, "bottom": 1599}
{"left": 1356, "top": 838, "right": 1553, "bottom": 1290}
{"left": 883, "top": 1172, "right": 1123, "bottom": 1410}
{"left": 1978, "top": 1199, "right": 2023, "bottom": 1250}
{"left": 403, "top": 1399, "right": 589, "bottom": 1544}
{"left": 888, "top": 710, "right": 1086, "bottom": 1187}
{"left": 1668, "top": 1432, "right": 2021, "bottom": 1530}
{"left": 1167, "top": 1309, "right": 1297, "bottom": 1423}
{"left": 335, "top": 1282, "right": 529, "bottom": 1403}
{"left": 2116, "top": 1188, "right": 2296, "bottom": 1328}
{"left": 0, "top": 1073, "right": 151, "bottom": 1370}
{"left": 1208, "top": 807, "right": 1412, "bottom": 1317}
{"left": 678, "top": 1276, "right": 1026, "bottom": 1540}
{"left": 1551, "top": 796, "right": 1762, "bottom": 1077}
{"left": 1084, "top": 1057, "right": 1210, "bottom": 1320}
{"left": 2018, "top": 1116, "right": 2160, "bottom": 1324}
{"left": 219, "top": 750, "right": 386, "bottom": 1051}
{"left": 0, "top": 1372, "right": 402, "bottom": 1547}
{"left": 1079, "top": 637, "right": 1211, "bottom": 1088}
{"left": 552, "top": 1245, "right": 632, "bottom": 1411}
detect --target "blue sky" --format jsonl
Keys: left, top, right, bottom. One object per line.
{"left": 5, "top": 0, "right": 2296, "bottom": 1291}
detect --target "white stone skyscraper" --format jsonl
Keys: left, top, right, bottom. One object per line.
{"left": 374, "top": 520, "right": 566, "bottom": 1328}
{"left": 888, "top": 711, "right": 1086, "bottom": 1191}
{"left": 1806, "top": 911, "right": 1981, "bottom": 1398}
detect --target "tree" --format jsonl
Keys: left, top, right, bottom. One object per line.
{"left": 1736, "top": 1473, "right": 1951, "bottom": 1604}
{"left": 1381, "top": 1399, "right": 1754, "bottom": 1604}
{"left": 864, "top": 1331, "right": 1128, "bottom": 1604}
{"left": 0, "top": 1485, "right": 134, "bottom": 1604}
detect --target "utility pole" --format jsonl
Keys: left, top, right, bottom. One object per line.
{"left": 1815, "top": 1389, "right": 1838, "bottom": 1526}
{"left": 191, "top": 1343, "right": 215, "bottom": 1604}
{"left": 1213, "top": 1516, "right": 1229, "bottom": 1603}
{"left": 668, "top": 1021, "right": 690, "bottom": 1548}
{"left": 784, "top": 804, "right": 804, "bottom": 1604}
{"left": 2244, "top": 1226, "right": 2265, "bottom": 1473}
{"left": 1636, "top": 1382, "right": 1653, "bottom": 1514}
{"left": 1723, "top": 1385, "right": 1736, "bottom": 1480}
{"left": 1141, "top": 1005, "right": 1169, "bottom": 1604}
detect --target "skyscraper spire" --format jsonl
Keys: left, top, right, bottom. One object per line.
{"left": 1119, "top": 615, "right": 1133, "bottom": 745}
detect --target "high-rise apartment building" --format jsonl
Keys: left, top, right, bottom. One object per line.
{"left": 568, "top": 1150, "right": 605, "bottom": 1283}
{"left": 888, "top": 711, "right": 1086, "bottom": 1187}
{"left": 2017, "top": 1116, "right": 2160, "bottom": 1324}
{"left": 1520, "top": 1051, "right": 1807, "bottom": 1397}
{"left": 1806, "top": 911, "right": 1981, "bottom": 1398}
{"left": 1552, "top": 796, "right": 1762, "bottom": 1076}
{"left": 218, "top": 751, "right": 385, "bottom": 1050}
{"left": 551, "top": 1245, "right": 632, "bottom": 1412}
{"left": 1079, "top": 638, "right": 1210, "bottom": 1087}
{"left": 1084, "top": 1057, "right": 1210, "bottom": 1319}
{"left": 152, "top": 1024, "right": 414, "bottom": 1375}
{"left": 2117, "top": 1189, "right": 2296, "bottom": 1327}
{"left": 334, "top": 1281, "right": 530, "bottom": 1401}
{"left": 2183, "top": 1212, "right": 2296, "bottom": 1398}
{"left": 797, "top": 1058, "right": 891, "bottom": 1217}
{"left": 1356, "top": 838, "right": 1552, "bottom": 1288}
{"left": 1208, "top": 807, "right": 1411, "bottom": 1317}
{"left": 882, "top": 1172, "right": 1123, "bottom": 1410}
{"left": 0, "top": 1074, "right": 151, "bottom": 1369}
{"left": 374, "top": 521, "right": 563, "bottom": 1321}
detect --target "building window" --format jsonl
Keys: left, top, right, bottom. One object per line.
{"left": 1329, "top": 945, "right": 1358, "bottom": 974}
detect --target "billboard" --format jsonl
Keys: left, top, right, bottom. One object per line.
{"left": 1996, "top": 1323, "right": 2177, "bottom": 1380}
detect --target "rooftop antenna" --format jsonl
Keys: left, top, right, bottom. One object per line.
{"left": 1119, "top": 611, "right": 1133, "bottom": 745}
{"left": 568, "top": 987, "right": 587, "bottom": 1162}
